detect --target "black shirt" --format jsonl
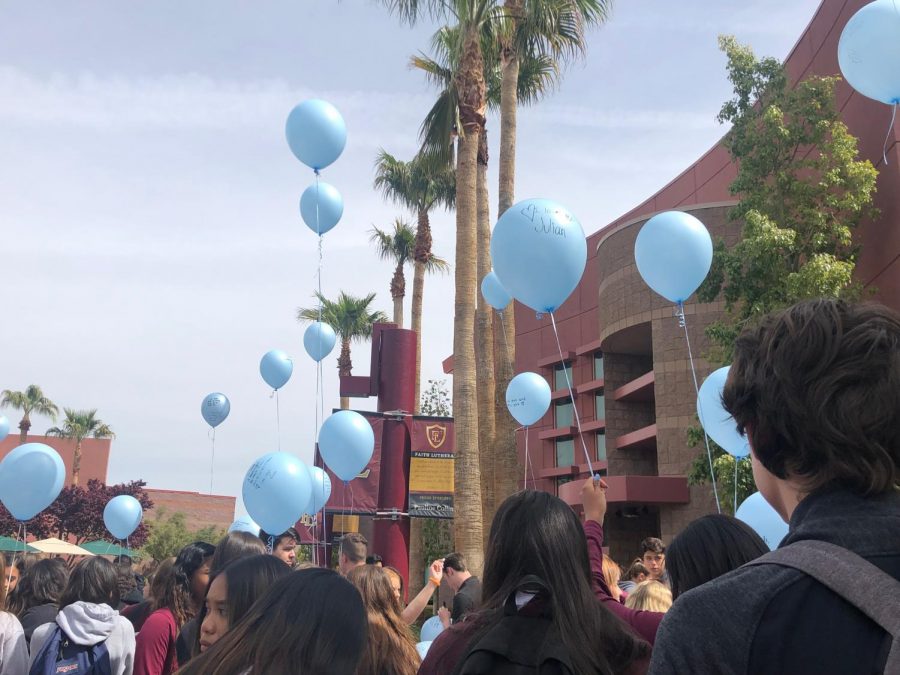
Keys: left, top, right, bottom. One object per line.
{"left": 451, "top": 576, "right": 482, "bottom": 623}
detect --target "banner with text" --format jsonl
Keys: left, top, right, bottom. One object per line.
{"left": 409, "top": 416, "right": 455, "bottom": 519}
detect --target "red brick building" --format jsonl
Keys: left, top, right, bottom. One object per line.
{"left": 512, "top": 0, "right": 900, "bottom": 561}
{"left": 0, "top": 434, "right": 110, "bottom": 484}
{"left": 144, "top": 489, "right": 236, "bottom": 532}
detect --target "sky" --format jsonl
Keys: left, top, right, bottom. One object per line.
{"left": 0, "top": 1, "right": 822, "bottom": 517}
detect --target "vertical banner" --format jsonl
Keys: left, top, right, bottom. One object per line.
{"left": 322, "top": 414, "right": 383, "bottom": 514}
{"left": 409, "top": 416, "right": 455, "bottom": 518}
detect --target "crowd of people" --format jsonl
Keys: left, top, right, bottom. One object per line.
{"left": 0, "top": 298, "right": 893, "bottom": 674}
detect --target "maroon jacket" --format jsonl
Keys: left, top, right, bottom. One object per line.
{"left": 583, "top": 519, "right": 665, "bottom": 646}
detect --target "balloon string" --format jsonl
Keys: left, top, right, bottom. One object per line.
{"left": 549, "top": 312, "right": 594, "bottom": 476}
{"left": 676, "top": 302, "right": 721, "bottom": 514}
{"left": 522, "top": 425, "right": 528, "bottom": 490}
{"left": 209, "top": 427, "right": 216, "bottom": 495}
{"left": 9, "top": 522, "right": 23, "bottom": 590}
{"left": 275, "top": 390, "right": 281, "bottom": 452}
{"left": 734, "top": 457, "right": 739, "bottom": 515}
{"left": 883, "top": 102, "right": 897, "bottom": 167}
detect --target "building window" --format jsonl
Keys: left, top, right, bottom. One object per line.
{"left": 556, "top": 475, "right": 574, "bottom": 494}
{"left": 597, "top": 431, "right": 607, "bottom": 461}
{"left": 594, "top": 352, "right": 604, "bottom": 380}
{"left": 555, "top": 399, "right": 574, "bottom": 428}
{"left": 555, "top": 438, "right": 574, "bottom": 467}
{"left": 595, "top": 393, "right": 606, "bottom": 420}
{"left": 554, "top": 362, "right": 573, "bottom": 391}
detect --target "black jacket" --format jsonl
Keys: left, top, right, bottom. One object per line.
{"left": 649, "top": 489, "right": 900, "bottom": 674}
{"left": 452, "top": 577, "right": 482, "bottom": 623}
{"left": 20, "top": 603, "right": 58, "bottom": 643}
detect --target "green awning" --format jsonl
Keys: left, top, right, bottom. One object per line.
{"left": 80, "top": 541, "right": 141, "bottom": 558}
{"left": 0, "top": 536, "right": 37, "bottom": 553}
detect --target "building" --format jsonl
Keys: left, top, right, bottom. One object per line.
{"left": 0, "top": 434, "right": 110, "bottom": 484}
{"left": 144, "top": 488, "right": 236, "bottom": 532}
{"left": 511, "top": 0, "right": 900, "bottom": 562}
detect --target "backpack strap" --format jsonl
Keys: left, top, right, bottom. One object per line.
{"left": 29, "top": 625, "right": 64, "bottom": 675}
{"left": 745, "top": 540, "right": 900, "bottom": 671}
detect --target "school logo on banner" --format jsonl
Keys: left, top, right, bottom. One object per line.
{"left": 426, "top": 424, "right": 447, "bottom": 450}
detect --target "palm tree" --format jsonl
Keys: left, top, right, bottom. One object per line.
{"left": 373, "top": 151, "right": 455, "bottom": 412}
{"left": 1, "top": 385, "right": 59, "bottom": 444}
{"left": 46, "top": 409, "right": 114, "bottom": 486}
{"left": 297, "top": 292, "right": 389, "bottom": 410}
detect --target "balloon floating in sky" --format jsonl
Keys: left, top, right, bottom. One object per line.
{"left": 697, "top": 366, "right": 750, "bottom": 458}
{"left": 303, "top": 322, "right": 337, "bottom": 362}
{"left": 318, "top": 410, "right": 375, "bottom": 483}
{"left": 838, "top": 0, "right": 900, "bottom": 105}
{"left": 285, "top": 99, "right": 347, "bottom": 171}
{"left": 104, "top": 495, "right": 143, "bottom": 540}
{"left": 506, "top": 372, "right": 552, "bottom": 427}
{"left": 201, "top": 393, "right": 231, "bottom": 428}
{"left": 260, "top": 349, "right": 293, "bottom": 391}
{"left": 736, "top": 491, "right": 789, "bottom": 550}
{"left": 491, "top": 198, "right": 587, "bottom": 313}
{"left": 0, "top": 416, "right": 9, "bottom": 443}
{"left": 243, "top": 452, "right": 313, "bottom": 536}
{"left": 0, "top": 443, "right": 65, "bottom": 521}
{"left": 481, "top": 271, "right": 512, "bottom": 311}
{"left": 634, "top": 210, "right": 713, "bottom": 304}
{"left": 300, "top": 182, "right": 344, "bottom": 235}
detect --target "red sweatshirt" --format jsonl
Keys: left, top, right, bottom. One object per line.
{"left": 133, "top": 608, "right": 178, "bottom": 675}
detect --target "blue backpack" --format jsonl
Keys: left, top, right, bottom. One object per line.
{"left": 29, "top": 625, "right": 112, "bottom": 675}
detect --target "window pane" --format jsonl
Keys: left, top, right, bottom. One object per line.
{"left": 597, "top": 432, "right": 607, "bottom": 461}
{"left": 554, "top": 363, "right": 573, "bottom": 391}
{"left": 555, "top": 439, "right": 574, "bottom": 467}
{"left": 594, "top": 353, "right": 604, "bottom": 380}
{"left": 555, "top": 400, "right": 574, "bottom": 428}
{"left": 595, "top": 393, "right": 606, "bottom": 420}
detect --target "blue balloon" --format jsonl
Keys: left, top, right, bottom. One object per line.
{"left": 634, "top": 211, "right": 713, "bottom": 304}
{"left": 838, "top": 0, "right": 900, "bottom": 105}
{"left": 736, "top": 491, "right": 789, "bottom": 550}
{"left": 481, "top": 272, "right": 512, "bottom": 311}
{"left": 303, "top": 322, "right": 337, "bottom": 362}
{"left": 300, "top": 182, "right": 344, "bottom": 235}
{"left": 305, "top": 465, "right": 332, "bottom": 514}
{"left": 260, "top": 349, "right": 293, "bottom": 390}
{"left": 242, "top": 452, "right": 313, "bottom": 535}
{"left": 285, "top": 99, "right": 347, "bottom": 171}
{"left": 228, "top": 515, "right": 261, "bottom": 536}
{"left": 420, "top": 616, "right": 444, "bottom": 643}
{"left": 318, "top": 411, "right": 375, "bottom": 482}
{"left": 103, "top": 495, "right": 143, "bottom": 540}
{"left": 0, "top": 443, "right": 65, "bottom": 521}
{"left": 0, "top": 416, "right": 9, "bottom": 443}
{"left": 491, "top": 199, "right": 587, "bottom": 313}
{"left": 505, "top": 372, "right": 552, "bottom": 426}
{"left": 201, "top": 393, "right": 230, "bottom": 428}
{"left": 697, "top": 366, "right": 750, "bottom": 458}
{"left": 416, "top": 641, "right": 433, "bottom": 660}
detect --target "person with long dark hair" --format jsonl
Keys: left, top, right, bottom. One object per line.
{"left": 347, "top": 565, "right": 419, "bottom": 675}
{"left": 134, "top": 542, "right": 214, "bottom": 675}
{"left": 8, "top": 558, "right": 68, "bottom": 644}
{"left": 419, "top": 490, "right": 650, "bottom": 674}
{"left": 0, "top": 555, "right": 27, "bottom": 674}
{"left": 29, "top": 557, "right": 135, "bottom": 675}
{"left": 175, "top": 568, "right": 367, "bottom": 675}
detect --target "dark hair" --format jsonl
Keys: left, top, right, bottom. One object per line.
{"left": 157, "top": 541, "right": 215, "bottom": 628}
{"left": 365, "top": 554, "right": 383, "bottom": 565}
{"left": 723, "top": 299, "right": 900, "bottom": 496}
{"left": 116, "top": 566, "right": 137, "bottom": 600}
{"left": 625, "top": 559, "right": 649, "bottom": 581}
{"left": 59, "top": 557, "right": 119, "bottom": 610}
{"left": 192, "top": 555, "right": 290, "bottom": 657}
{"left": 210, "top": 531, "right": 266, "bottom": 576}
{"left": 178, "top": 568, "right": 367, "bottom": 675}
{"left": 666, "top": 514, "right": 769, "bottom": 600}
{"left": 258, "top": 527, "right": 299, "bottom": 550}
{"left": 467, "top": 491, "right": 649, "bottom": 674}
{"left": 340, "top": 533, "right": 368, "bottom": 563}
{"left": 443, "top": 552, "right": 468, "bottom": 573}
{"left": 114, "top": 554, "right": 133, "bottom": 567}
{"left": 8, "top": 559, "right": 68, "bottom": 616}
{"left": 640, "top": 538, "right": 665, "bottom": 555}
{"left": 148, "top": 558, "right": 175, "bottom": 605}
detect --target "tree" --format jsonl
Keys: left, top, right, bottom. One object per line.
{"left": 420, "top": 379, "right": 452, "bottom": 417}
{"left": 297, "top": 292, "right": 389, "bottom": 409}
{"left": 1, "top": 385, "right": 59, "bottom": 444}
{"left": 140, "top": 509, "right": 222, "bottom": 562}
{"left": 46, "top": 409, "right": 115, "bottom": 486}
{"left": 373, "top": 151, "right": 455, "bottom": 411}
{"left": 689, "top": 36, "right": 877, "bottom": 493}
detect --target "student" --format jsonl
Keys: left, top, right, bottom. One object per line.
{"left": 365, "top": 554, "right": 383, "bottom": 567}
{"left": 624, "top": 582, "right": 672, "bottom": 613}
{"left": 664, "top": 514, "right": 768, "bottom": 600}
{"left": 639, "top": 538, "right": 667, "bottom": 586}
{"left": 649, "top": 299, "right": 900, "bottom": 675}
{"left": 620, "top": 560, "right": 649, "bottom": 594}
{"left": 383, "top": 559, "right": 444, "bottom": 624}
{"left": 122, "top": 560, "right": 174, "bottom": 635}
{"left": 438, "top": 553, "right": 481, "bottom": 628}
{"left": 30, "top": 557, "right": 135, "bottom": 675}
{"left": 134, "top": 542, "right": 214, "bottom": 675}
{"left": 338, "top": 533, "right": 368, "bottom": 576}
{"left": 4, "top": 557, "right": 25, "bottom": 597}
{"left": 8, "top": 559, "right": 68, "bottom": 644}
{"left": 419, "top": 490, "right": 649, "bottom": 674}
{"left": 118, "top": 566, "right": 145, "bottom": 609}
{"left": 602, "top": 556, "right": 625, "bottom": 603}
{"left": 347, "top": 566, "right": 419, "bottom": 675}
{"left": 0, "top": 556, "right": 27, "bottom": 675}
{"left": 175, "top": 568, "right": 367, "bottom": 675}
{"left": 258, "top": 528, "right": 298, "bottom": 568}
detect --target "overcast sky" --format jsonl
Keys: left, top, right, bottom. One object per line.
{"left": 0, "top": 1, "right": 822, "bottom": 517}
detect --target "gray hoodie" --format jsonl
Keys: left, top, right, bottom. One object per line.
{"left": 29, "top": 601, "right": 135, "bottom": 675}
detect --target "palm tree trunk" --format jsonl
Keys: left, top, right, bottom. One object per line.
{"left": 452, "top": 25, "right": 486, "bottom": 576}
{"left": 18, "top": 414, "right": 30, "bottom": 445}
{"left": 338, "top": 339, "right": 353, "bottom": 411}
{"left": 475, "top": 129, "right": 496, "bottom": 542}
{"left": 390, "top": 263, "right": 406, "bottom": 328}
{"left": 72, "top": 440, "right": 82, "bottom": 486}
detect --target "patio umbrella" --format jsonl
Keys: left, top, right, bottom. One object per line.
{"left": 29, "top": 538, "right": 94, "bottom": 556}
{"left": 0, "top": 536, "right": 37, "bottom": 553}
{"left": 81, "top": 541, "right": 141, "bottom": 558}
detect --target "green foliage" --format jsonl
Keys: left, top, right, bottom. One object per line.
{"left": 296, "top": 292, "right": 389, "bottom": 344}
{"left": 139, "top": 509, "right": 223, "bottom": 562}
{"left": 420, "top": 379, "right": 452, "bottom": 417}
{"left": 686, "top": 426, "right": 754, "bottom": 514}
{"left": 1, "top": 385, "right": 59, "bottom": 422}
{"left": 46, "top": 408, "right": 115, "bottom": 443}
